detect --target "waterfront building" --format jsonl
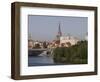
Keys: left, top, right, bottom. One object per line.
{"left": 28, "top": 40, "right": 34, "bottom": 49}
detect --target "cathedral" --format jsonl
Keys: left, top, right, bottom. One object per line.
{"left": 55, "top": 22, "right": 79, "bottom": 47}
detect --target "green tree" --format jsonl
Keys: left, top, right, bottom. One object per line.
{"left": 53, "top": 40, "right": 88, "bottom": 64}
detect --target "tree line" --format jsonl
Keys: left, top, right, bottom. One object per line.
{"left": 53, "top": 40, "right": 88, "bottom": 64}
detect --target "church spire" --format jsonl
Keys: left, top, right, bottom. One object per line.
{"left": 56, "top": 22, "right": 62, "bottom": 40}
{"left": 58, "top": 22, "right": 62, "bottom": 37}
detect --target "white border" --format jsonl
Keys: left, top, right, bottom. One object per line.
{"left": 20, "top": 7, "right": 95, "bottom": 75}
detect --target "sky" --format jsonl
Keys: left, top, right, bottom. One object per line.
{"left": 28, "top": 15, "right": 87, "bottom": 41}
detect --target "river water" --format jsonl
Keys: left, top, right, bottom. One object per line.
{"left": 28, "top": 55, "right": 55, "bottom": 66}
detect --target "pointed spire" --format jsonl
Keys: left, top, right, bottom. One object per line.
{"left": 56, "top": 22, "right": 62, "bottom": 40}
{"left": 58, "top": 22, "right": 62, "bottom": 37}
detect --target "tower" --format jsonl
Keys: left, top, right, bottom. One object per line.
{"left": 85, "top": 32, "right": 88, "bottom": 41}
{"left": 56, "top": 22, "right": 62, "bottom": 40}
{"left": 28, "top": 33, "right": 34, "bottom": 49}
{"left": 28, "top": 33, "right": 32, "bottom": 40}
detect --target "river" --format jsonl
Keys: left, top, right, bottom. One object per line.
{"left": 28, "top": 55, "right": 55, "bottom": 66}
{"left": 28, "top": 50, "right": 55, "bottom": 66}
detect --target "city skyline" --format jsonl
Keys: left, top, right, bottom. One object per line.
{"left": 28, "top": 15, "right": 87, "bottom": 41}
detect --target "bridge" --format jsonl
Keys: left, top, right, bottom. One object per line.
{"left": 28, "top": 48, "right": 53, "bottom": 56}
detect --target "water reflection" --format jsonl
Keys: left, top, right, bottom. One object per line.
{"left": 28, "top": 48, "right": 54, "bottom": 66}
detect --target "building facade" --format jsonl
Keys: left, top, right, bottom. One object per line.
{"left": 60, "top": 36, "right": 79, "bottom": 47}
